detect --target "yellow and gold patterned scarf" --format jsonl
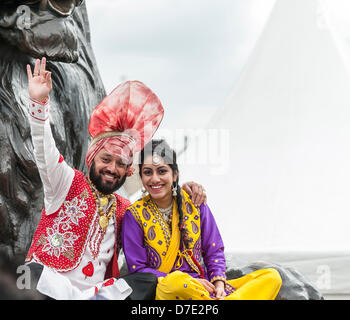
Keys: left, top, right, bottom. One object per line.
{"left": 128, "top": 191, "right": 202, "bottom": 275}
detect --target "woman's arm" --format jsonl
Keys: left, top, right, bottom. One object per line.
{"left": 199, "top": 203, "right": 227, "bottom": 284}
{"left": 121, "top": 210, "right": 168, "bottom": 277}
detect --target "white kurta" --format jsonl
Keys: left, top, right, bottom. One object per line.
{"left": 27, "top": 98, "right": 131, "bottom": 300}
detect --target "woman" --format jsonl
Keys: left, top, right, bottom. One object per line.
{"left": 121, "top": 139, "right": 282, "bottom": 300}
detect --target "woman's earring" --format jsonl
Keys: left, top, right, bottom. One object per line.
{"left": 141, "top": 187, "right": 147, "bottom": 196}
{"left": 172, "top": 183, "right": 177, "bottom": 196}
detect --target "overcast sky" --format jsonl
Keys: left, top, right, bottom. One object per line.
{"left": 85, "top": 0, "right": 350, "bottom": 133}
{"left": 85, "top": 0, "right": 275, "bottom": 131}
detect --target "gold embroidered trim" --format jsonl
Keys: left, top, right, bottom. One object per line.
{"left": 211, "top": 275, "right": 227, "bottom": 284}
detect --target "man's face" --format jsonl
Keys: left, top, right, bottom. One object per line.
{"left": 89, "top": 149, "right": 128, "bottom": 194}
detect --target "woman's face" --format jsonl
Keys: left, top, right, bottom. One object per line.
{"left": 141, "top": 154, "right": 178, "bottom": 205}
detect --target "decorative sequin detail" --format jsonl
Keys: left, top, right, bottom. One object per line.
{"left": 142, "top": 208, "right": 151, "bottom": 221}
{"left": 145, "top": 244, "right": 162, "bottom": 269}
{"left": 63, "top": 197, "right": 87, "bottom": 225}
{"left": 147, "top": 226, "right": 156, "bottom": 241}
{"left": 42, "top": 228, "right": 78, "bottom": 258}
{"left": 41, "top": 195, "right": 87, "bottom": 258}
{"left": 191, "top": 221, "right": 199, "bottom": 234}
{"left": 225, "top": 283, "right": 236, "bottom": 295}
{"left": 28, "top": 100, "right": 49, "bottom": 121}
{"left": 147, "top": 201, "right": 172, "bottom": 247}
{"left": 211, "top": 275, "right": 227, "bottom": 283}
{"left": 186, "top": 202, "right": 193, "bottom": 214}
{"left": 192, "top": 238, "right": 201, "bottom": 262}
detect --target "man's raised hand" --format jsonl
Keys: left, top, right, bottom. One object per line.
{"left": 27, "top": 57, "right": 52, "bottom": 103}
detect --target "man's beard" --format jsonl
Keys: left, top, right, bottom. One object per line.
{"left": 89, "top": 161, "right": 127, "bottom": 194}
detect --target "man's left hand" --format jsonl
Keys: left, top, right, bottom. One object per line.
{"left": 182, "top": 181, "right": 207, "bottom": 207}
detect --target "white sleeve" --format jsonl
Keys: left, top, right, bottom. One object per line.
{"left": 28, "top": 98, "right": 75, "bottom": 215}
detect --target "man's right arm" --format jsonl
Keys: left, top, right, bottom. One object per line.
{"left": 27, "top": 58, "right": 74, "bottom": 215}
{"left": 29, "top": 99, "right": 75, "bottom": 215}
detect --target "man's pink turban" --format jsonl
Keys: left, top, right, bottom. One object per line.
{"left": 85, "top": 80, "right": 164, "bottom": 175}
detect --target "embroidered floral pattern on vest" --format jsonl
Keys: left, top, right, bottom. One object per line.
{"left": 26, "top": 170, "right": 130, "bottom": 276}
{"left": 41, "top": 195, "right": 87, "bottom": 258}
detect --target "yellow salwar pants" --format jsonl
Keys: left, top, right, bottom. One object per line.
{"left": 156, "top": 268, "right": 282, "bottom": 300}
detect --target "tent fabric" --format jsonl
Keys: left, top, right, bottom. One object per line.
{"left": 180, "top": 0, "right": 350, "bottom": 297}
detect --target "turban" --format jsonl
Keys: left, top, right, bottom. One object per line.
{"left": 85, "top": 80, "right": 164, "bottom": 174}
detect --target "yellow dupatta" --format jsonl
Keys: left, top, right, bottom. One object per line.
{"left": 157, "top": 200, "right": 180, "bottom": 273}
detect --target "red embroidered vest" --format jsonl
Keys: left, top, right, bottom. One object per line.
{"left": 26, "top": 169, "right": 130, "bottom": 278}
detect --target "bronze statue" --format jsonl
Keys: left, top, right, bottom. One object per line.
{"left": 0, "top": 0, "right": 106, "bottom": 258}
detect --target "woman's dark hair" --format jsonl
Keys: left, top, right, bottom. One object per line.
{"left": 139, "top": 139, "right": 191, "bottom": 249}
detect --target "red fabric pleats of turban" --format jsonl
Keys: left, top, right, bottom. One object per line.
{"left": 85, "top": 80, "right": 164, "bottom": 172}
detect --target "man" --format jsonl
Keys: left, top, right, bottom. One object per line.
{"left": 24, "top": 58, "right": 206, "bottom": 300}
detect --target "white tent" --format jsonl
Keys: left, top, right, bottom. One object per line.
{"left": 180, "top": 0, "right": 350, "bottom": 299}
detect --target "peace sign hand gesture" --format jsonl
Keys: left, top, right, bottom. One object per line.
{"left": 27, "top": 57, "right": 52, "bottom": 103}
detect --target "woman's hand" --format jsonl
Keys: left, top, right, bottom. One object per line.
{"left": 181, "top": 181, "right": 207, "bottom": 207}
{"left": 213, "top": 280, "right": 226, "bottom": 299}
{"left": 27, "top": 57, "right": 52, "bottom": 103}
{"left": 196, "top": 278, "right": 215, "bottom": 294}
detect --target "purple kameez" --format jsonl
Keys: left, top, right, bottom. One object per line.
{"left": 121, "top": 203, "right": 227, "bottom": 283}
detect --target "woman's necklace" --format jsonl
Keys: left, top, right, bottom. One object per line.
{"left": 156, "top": 202, "right": 173, "bottom": 227}
{"left": 88, "top": 178, "right": 117, "bottom": 233}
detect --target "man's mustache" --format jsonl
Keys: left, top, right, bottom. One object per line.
{"left": 100, "top": 170, "right": 120, "bottom": 180}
